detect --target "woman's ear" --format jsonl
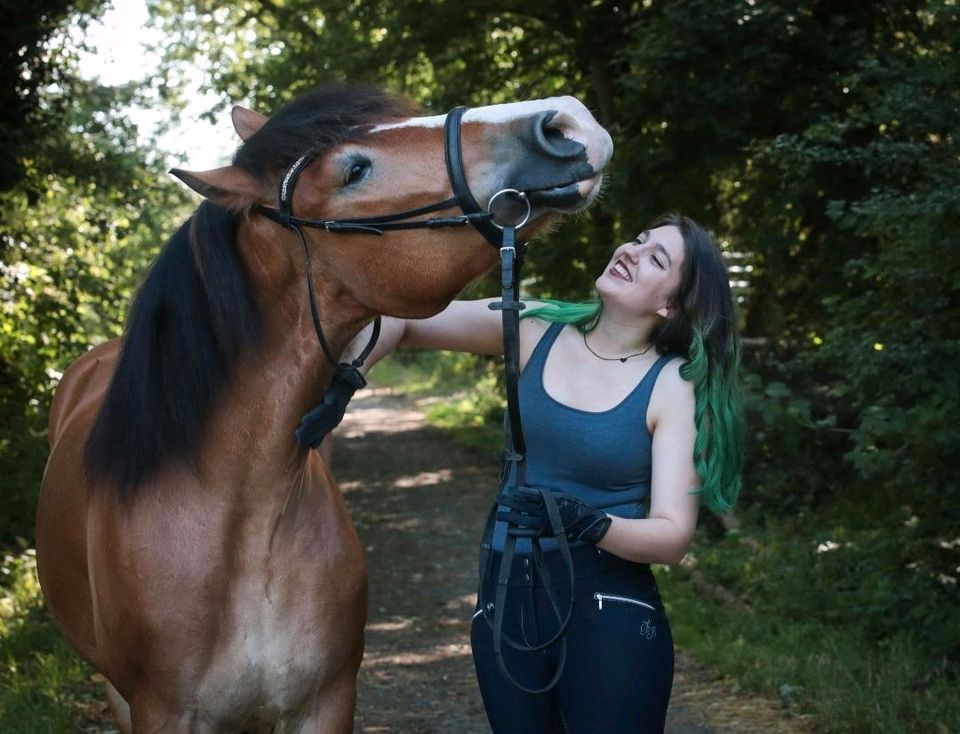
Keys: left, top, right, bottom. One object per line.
{"left": 656, "top": 303, "right": 674, "bottom": 320}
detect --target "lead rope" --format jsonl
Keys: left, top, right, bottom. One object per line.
{"left": 478, "top": 217, "right": 578, "bottom": 694}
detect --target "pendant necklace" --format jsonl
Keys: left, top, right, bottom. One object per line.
{"left": 582, "top": 331, "right": 653, "bottom": 363}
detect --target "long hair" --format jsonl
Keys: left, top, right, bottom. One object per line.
{"left": 522, "top": 214, "right": 744, "bottom": 513}
{"left": 84, "top": 203, "right": 259, "bottom": 495}
{"left": 85, "top": 83, "right": 420, "bottom": 498}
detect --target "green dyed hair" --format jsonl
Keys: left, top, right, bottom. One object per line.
{"left": 521, "top": 214, "right": 744, "bottom": 513}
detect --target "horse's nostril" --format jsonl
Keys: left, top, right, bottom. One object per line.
{"left": 532, "top": 110, "right": 584, "bottom": 161}
{"left": 543, "top": 126, "right": 565, "bottom": 145}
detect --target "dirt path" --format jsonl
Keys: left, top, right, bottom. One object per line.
{"left": 335, "top": 387, "right": 811, "bottom": 734}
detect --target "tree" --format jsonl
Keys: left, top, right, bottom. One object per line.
{"left": 0, "top": 1, "right": 192, "bottom": 544}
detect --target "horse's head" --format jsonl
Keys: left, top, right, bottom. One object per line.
{"left": 172, "top": 84, "right": 612, "bottom": 318}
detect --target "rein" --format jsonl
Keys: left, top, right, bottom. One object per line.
{"left": 257, "top": 105, "right": 577, "bottom": 692}
{"left": 479, "top": 225, "right": 578, "bottom": 694}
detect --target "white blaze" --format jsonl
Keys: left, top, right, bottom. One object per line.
{"left": 368, "top": 96, "right": 613, "bottom": 172}
{"left": 371, "top": 97, "right": 582, "bottom": 131}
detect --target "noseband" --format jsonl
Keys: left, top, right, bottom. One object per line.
{"left": 255, "top": 106, "right": 530, "bottom": 450}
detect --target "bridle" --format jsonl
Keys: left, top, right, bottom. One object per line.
{"left": 256, "top": 104, "right": 573, "bottom": 694}
{"left": 254, "top": 105, "right": 531, "bottom": 450}
{"left": 257, "top": 106, "right": 523, "bottom": 244}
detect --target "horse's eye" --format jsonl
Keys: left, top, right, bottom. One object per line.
{"left": 343, "top": 159, "right": 370, "bottom": 186}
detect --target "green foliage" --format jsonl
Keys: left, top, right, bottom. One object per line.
{"left": 662, "top": 525, "right": 960, "bottom": 733}
{"left": 0, "top": 548, "right": 99, "bottom": 730}
{"left": 733, "top": 2, "right": 960, "bottom": 664}
{"left": 0, "top": 1, "right": 194, "bottom": 546}
{"left": 0, "top": 0, "right": 111, "bottom": 190}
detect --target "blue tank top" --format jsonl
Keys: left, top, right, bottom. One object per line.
{"left": 494, "top": 322, "right": 674, "bottom": 550}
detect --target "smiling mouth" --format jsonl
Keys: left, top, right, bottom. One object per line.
{"left": 611, "top": 259, "right": 632, "bottom": 282}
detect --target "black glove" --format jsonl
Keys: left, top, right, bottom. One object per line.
{"left": 497, "top": 487, "right": 612, "bottom": 545}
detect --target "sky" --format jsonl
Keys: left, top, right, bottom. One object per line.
{"left": 76, "top": 1, "right": 236, "bottom": 170}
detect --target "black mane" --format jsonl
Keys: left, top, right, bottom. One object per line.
{"left": 85, "top": 83, "right": 419, "bottom": 497}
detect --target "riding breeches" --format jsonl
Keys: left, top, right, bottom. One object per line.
{"left": 470, "top": 545, "right": 674, "bottom": 734}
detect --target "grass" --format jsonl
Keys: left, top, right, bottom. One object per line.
{"left": 369, "top": 350, "right": 505, "bottom": 457}
{"left": 0, "top": 547, "right": 105, "bottom": 732}
{"left": 660, "top": 558, "right": 960, "bottom": 734}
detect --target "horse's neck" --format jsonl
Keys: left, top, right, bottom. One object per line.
{"left": 199, "top": 224, "right": 372, "bottom": 498}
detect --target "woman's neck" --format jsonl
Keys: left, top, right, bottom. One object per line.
{"left": 589, "top": 312, "right": 658, "bottom": 355}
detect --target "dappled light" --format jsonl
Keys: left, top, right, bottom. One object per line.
{"left": 392, "top": 470, "right": 454, "bottom": 488}
{"left": 363, "top": 642, "right": 472, "bottom": 669}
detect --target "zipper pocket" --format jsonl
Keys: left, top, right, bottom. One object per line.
{"left": 594, "top": 592, "right": 656, "bottom": 611}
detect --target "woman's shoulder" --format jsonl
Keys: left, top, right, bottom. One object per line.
{"left": 518, "top": 300, "right": 561, "bottom": 339}
{"left": 648, "top": 355, "right": 694, "bottom": 424}
{"left": 518, "top": 303, "right": 567, "bottom": 368}
{"left": 653, "top": 355, "right": 691, "bottom": 392}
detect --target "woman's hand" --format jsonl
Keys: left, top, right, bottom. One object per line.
{"left": 497, "top": 488, "right": 612, "bottom": 545}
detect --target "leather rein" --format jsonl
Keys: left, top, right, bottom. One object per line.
{"left": 256, "top": 104, "right": 576, "bottom": 693}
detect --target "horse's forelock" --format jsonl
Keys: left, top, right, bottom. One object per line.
{"left": 233, "top": 83, "right": 423, "bottom": 180}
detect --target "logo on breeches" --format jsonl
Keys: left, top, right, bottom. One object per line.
{"left": 639, "top": 619, "right": 657, "bottom": 640}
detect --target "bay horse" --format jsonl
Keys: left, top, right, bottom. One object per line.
{"left": 36, "top": 83, "right": 612, "bottom": 733}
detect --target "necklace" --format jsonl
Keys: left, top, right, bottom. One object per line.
{"left": 582, "top": 331, "right": 653, "bottom": 363}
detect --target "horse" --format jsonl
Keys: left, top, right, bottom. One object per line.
{"left": 36, "top": 82, "right": 612, "bottom": 733}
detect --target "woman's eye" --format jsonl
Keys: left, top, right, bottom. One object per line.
{"left": 343, "top": 160, "right": 370, "bottom": 186}
{"left": 652, "top": 255, "right": 664, "bottom": 269}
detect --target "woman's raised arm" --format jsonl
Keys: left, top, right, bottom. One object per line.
{"left": 344, "top": 298, "right": 506, "bottom": 374}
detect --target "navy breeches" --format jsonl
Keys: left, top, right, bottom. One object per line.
{"left": 471, "top": 545, "right": 674, "bottom": 733}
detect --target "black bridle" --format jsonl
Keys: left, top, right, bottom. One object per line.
{"left": 255, "top": 106, "right": 523, "bottom": 450}
{"left": 257, "top": 105, "right": 574, "bottom": 694}
{"left": 257, "top": 106, "right": 504, "bottom": 243}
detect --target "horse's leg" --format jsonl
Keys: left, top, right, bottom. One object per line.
{"left": 105, "top": 680, "right": 132, "bottom": 734}
{"left": 288, "top": 670, "right": 359, "bottom": 734}
{"left": 128, "top": 699, "right": 214, "bottom": 734}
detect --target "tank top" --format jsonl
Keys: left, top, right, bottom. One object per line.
{"left": 494, "top": 322, "right": 675, "bottom": 551}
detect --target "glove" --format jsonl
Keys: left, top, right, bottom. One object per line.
{"left": 497, "top": 487, "right": 612, "bottom": 545}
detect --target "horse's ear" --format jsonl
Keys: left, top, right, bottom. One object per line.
{"left": 231, "top": 105, "right": 268, "bottom": 141}
{"left": 170, "top": 166, "right": 267, "bottom": 208}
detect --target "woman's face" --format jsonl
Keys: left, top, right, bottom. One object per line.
{"left": 595, "top": 225, "right": 686, "bottom": 319}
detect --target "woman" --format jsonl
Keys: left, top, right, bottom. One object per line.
{"left": 351, "top": 213, "right": 743, "bottom": 733}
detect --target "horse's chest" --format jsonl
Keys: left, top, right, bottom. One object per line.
{"left": 196, "top": 561, "right": 366, "bottom": 722}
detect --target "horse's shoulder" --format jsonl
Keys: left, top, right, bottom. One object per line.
{"left": 49, "top": 338, "right": 122, "bottom": 446}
